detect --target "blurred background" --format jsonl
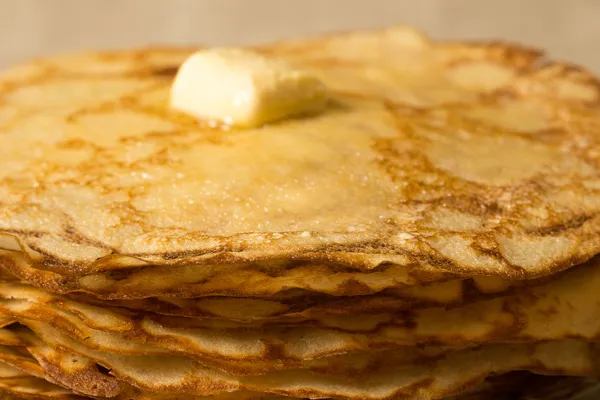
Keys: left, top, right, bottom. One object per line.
{"left": 1, "top": 0, "right": 599, "bottom": 72}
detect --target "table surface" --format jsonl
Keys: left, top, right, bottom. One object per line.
{"left": 1, "top": 0, "right": 600, "bottom": 74}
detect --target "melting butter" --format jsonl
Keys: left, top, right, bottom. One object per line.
{"left": 170, "top": 48, "right": 328, "bottom": 128}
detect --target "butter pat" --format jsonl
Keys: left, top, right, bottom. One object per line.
{"left": 170, "top": 48, "right": 328, "bottom": 128}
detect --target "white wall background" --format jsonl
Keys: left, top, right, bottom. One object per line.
{"left": 1, "top": 0, "right": 599, "bottom": 72}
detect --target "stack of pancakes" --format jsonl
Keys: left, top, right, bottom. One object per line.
{"left": 1, "top": 26, "right": 600, "bottom": 399}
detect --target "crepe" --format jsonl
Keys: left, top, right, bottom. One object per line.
{"left": 15, "top": 320, "right": 600, "bottom": 400}
{"left": 0, "top": 324, "right": 290, "bottom": 399}
{"left": 446, "top": 373, "right": 600, "bottom": 400}
{"left": 2, "top": 26, "right": 600, "bottom": 300}
{"left": 5, "top": 323, "right": 595, "bottom": 400}
{"left": 69, "top": 275, "right": 515, "bottom": 321}
{"left": 3, "top": 321, "right": 598, "bottom": 400}
{"left": 0, "top": 360, "right": 84, "bottom": 399}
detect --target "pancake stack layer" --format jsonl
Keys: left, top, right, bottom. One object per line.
{"left": 1, "top": 26, "right": 600, "bottom": 399}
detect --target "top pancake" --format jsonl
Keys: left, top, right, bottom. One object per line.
{"left": 1, "top": 26, "right": 600, "bottom": 279}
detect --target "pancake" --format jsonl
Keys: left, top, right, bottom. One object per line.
{"left": 446, "top": 373, "right": 600, "bottom": 400}
{"left": 68, "top": 277, "right": 515, "bottom": 321}
{"left": 2, "top": 26, "right": 600, "bottom": 299}
{"left": 0, "top": 324, "right": 289, "bottom": 399}
{"left": 0, "top": 249, "right": 469, "bottom": 299}
{"left": 23, "top": 321, "right": 600, "bottom": 400}
{"left": 0, "top": 361, "right": 84, "bottom": 399}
